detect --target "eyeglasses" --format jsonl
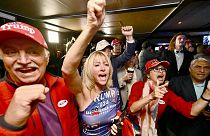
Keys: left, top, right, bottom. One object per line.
{"left": 152, "top": 67, "right": 167, "bottom": 72}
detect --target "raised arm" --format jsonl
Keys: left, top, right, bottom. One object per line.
{"left": 62, "top": 0, "right": 106, "bottom": 94}
{"left": 121, "top": 26, "right": 134, "bottom": 42}
{"left": 113, "top": 26, "right": 136, "bottom": 68}
{"left": 190, "top": 81, "right": 210, "bottom": 116}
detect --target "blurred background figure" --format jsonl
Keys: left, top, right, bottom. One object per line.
{"left": 56, "top": 39, "right": 75, "bottom": 76}
{"left": 185, "top": 39, "right": 192, "bottom": 51}
{"left": 159, "top": 45, "right": 166, "bottom": 52}
{"left": 111, "top": 38, "right": 123, "bottom": 57}
{"left": 138, "top": 41, "right": 159, "bottom": 77}
{"left": 96, "top": 26, "right": 136, "bottom": 89}
{"left": 117, "top": 54, "right": 143, "bottom": 110}
{"left": 194, "top": 44, "right": 210, "bottom": 62}
{"left": 134, "top": 50, "right": 140, "bottom": 69}
{"left": 160, "top": 32, "right": 194, "bottom": 80}
{"left": 185, "top": 39, "right": 196, "bottom": 55}
{"left": 79, "top": 56, "right": 87, "bottom": 76}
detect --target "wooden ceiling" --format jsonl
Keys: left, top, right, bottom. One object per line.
{"left": 0, "top": 0, "right": 210, "bottom": 40}
{"left": 0, "top": 0, "right": 179, "bottom": 38}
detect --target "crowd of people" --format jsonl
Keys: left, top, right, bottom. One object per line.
{"left": 0, "top": 0, "right": 210, "bottom": 136}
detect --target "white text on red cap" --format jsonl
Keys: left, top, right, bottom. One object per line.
{"left": 1, "top": 23, "right": 35, "bottom": 35}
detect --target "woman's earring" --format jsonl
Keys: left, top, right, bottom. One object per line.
{"left": 147, "top": 76, "right": 150, "bottom": 79}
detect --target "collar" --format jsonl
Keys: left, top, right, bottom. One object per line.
{"left": 174, "top": 49, "right": 184, "bottom": 54}
{"left": 193, "top": 81, "right": 206, "bottom": 88}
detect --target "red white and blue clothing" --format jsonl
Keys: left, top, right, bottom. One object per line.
{"left": 80, "top": 88, "right": 120, "bottom": 136}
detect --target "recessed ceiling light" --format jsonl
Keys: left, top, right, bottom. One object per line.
{"left": 178, "top": 21, "right": 182, "bottom": 24}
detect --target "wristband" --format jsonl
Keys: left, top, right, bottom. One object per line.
{"left": 0, "top": 116, "right": 26, "bottom": 131}
{"left": 201, "top": 95, "right": 210, "bottom": 103}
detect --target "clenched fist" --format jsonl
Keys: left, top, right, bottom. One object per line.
{"left": 4, "top": 84, "right": 49, "bottom": 127}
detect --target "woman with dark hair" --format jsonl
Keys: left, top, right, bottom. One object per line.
{"left": 127, "top": 59, "right": 210, "bottom": 136}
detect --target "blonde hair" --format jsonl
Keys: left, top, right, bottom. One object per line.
{"left": 82, "top": 51, "right": 113, "bottom": 91}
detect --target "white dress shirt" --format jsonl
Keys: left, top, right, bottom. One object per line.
{"left": 174, "top": 49, "right": 184, "bottom": 70}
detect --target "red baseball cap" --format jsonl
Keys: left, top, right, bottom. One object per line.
{"left": 111, "top": 38, "right": 122, "bottom": 46}
{"left": 0, "top": 22, "right": 48, "bottom": 49}
{"left": 145, "top": 59, "right": 170, "bottom": 74}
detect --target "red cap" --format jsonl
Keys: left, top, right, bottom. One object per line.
{"left": 145, "top": 59, "right": 170, "bottom": 74}
{"left": 0, "top": 22, "right": 48, "bottom": 49}
{"left": 111, "top": 38, "right": 122, "bottom": 46}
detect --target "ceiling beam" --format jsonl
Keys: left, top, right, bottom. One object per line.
{"left": 38, "top": 2, "right": 180, "bottom": 20}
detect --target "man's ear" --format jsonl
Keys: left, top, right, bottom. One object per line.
{"left": 45, "top": 49, "right": 50, "bottom": 64}
{"left": 189, "top": 67, "right": 191, "bottom": 73}
{"left": 47, "top": 53, "right": 50, "bottom": 64}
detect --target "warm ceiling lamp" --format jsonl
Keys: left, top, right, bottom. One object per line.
{"left": 178, "top": 21, "right": 182, "bottom": 25}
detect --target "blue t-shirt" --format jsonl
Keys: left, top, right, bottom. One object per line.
{"left": 79, "top": 88, "right": 120, "bottom": 136}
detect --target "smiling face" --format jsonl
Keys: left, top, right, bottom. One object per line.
{"left": 0, "top": 38, "right": 49, "bottom": 85}
{"left": 148, "top": 65, "right": 167, "bottom": 85}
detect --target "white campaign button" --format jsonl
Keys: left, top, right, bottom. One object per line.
{"left": 58, "top": 100, "right": 68, "bottom": 107}
{"left": 159, "top": 100, "right": 165, "bottom": 104}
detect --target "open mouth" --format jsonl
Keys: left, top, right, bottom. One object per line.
{"left": 17, "top": 67, "right": 37, "bottom": 73}
{"left": 98, "top": 74, "right": 107, "bottom": 80}
{"left": 157, "top": 75, "right": 165, "bottom": 81}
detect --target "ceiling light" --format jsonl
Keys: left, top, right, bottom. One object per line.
{"left": 48, "top": 30, "right": 59, "bottom": 43}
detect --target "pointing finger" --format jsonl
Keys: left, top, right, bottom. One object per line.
{"left": 159, "top": 81, "right": 169, "bottom": 88}
{"left": 157, "top": 79, "right": 160, "bottom": 87}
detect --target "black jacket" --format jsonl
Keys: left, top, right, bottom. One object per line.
{"left": 160, "top": 75, "right": 210, "bottom": 136}
{"left": 160, "top": 49, "right": 194, "bottom": 80}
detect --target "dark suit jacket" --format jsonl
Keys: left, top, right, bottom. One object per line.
{"left": 160, "top": 75, "right": 210, "bottom": 136}
{"left": 160, "top": 49, "right": 193, "bottom": 80}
